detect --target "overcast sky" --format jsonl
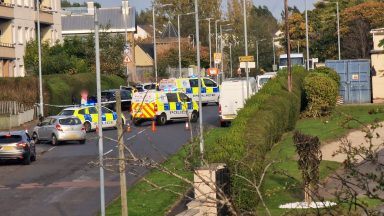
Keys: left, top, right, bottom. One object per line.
{"left": 75, "top": 0, "right": 317, "bottom": 19}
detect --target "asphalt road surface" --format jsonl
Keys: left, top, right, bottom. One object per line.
{"left": 0, "top": 105, "right": 219, "bottom": 216}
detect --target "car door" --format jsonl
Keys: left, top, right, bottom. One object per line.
{"left": 203, "top": 78, "right": 219, "bottom": 103}
{"left": 101, "top": 107, "right": 115, "bottom": 128}
{"left": 38, "top": 118, "right": 52, "bottom": 140}
{"left": 178, "top": 93, "right": 191, "bottom": 118}
{"left": 166, "top": 93, "right": 183, "bottom": 119}
{"left": 46, "top": 118, "right": 57, "bottom": 139}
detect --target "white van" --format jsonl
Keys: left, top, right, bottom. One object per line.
{"left": 219, "top": 77, "right": 256, "bottom": 127}
{"left": 256, "top": 72, "right": 277, "bottom": 91}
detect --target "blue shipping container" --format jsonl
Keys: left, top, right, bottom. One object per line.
{"left": 325, "top": 59, "right": 371, "bottom": 104}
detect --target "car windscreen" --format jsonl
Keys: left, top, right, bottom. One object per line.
{"left": 0, "top": 135, "right": 22, "bottom": 144}
{"left": 259, "top": 78, "right": 270, "bottom": 86}
{"left": 59, "top": 118, "right": 82, "bottom": 125}
{"left": 59, "top": 110, "right": 75, "bottom": 116}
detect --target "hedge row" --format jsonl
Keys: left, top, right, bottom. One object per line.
{"left": 204, "top": 67, "right": 307, "bottom": 212}
{"left": 0, "top": 73, "right": 125, "bottom": 115}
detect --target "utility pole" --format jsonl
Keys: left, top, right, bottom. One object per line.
{"left": 272, "top": 38, "right": 276, "bottom": 70}
{"left": 178, "top": 14, "right": 182, "bottom": 78}
{"left": 123, "top": 0, "right": 129, "bottom": 84}
{"left": 256, "top": 40, "right": 259, "bottom": 70}
{"left": 305, "top": 0, "right": 310, "bottom": 70}
{"left": 243, "top": 0, "right": 250, "bottom": 98}
{"left": 194, "top": 0, "right": 204, "bottom": 160}
{"left": 207, "top": 18, "right": 213, "bottom": 68}
{"left": 94, "top": 8, "right": 105, "bottom": 216}
{"left": 229, "top": 43, "right": 233, "bottom": 78}
{"left": 36, "top": 0, "right": 43, "bottom": 117}
{"left": 285, "top": 0, "right": 292, "bottom": 92}
{"left": 152, "top": 5, "right": 158, "bottom": 83}
{"left": 115, "top": 90, "right": 128, "bottom": 216}
{"left": 336, "top": 1, "right": 341, "bottom": 60}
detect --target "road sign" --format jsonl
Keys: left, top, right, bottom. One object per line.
{"left": 214, "top": 53, "right": 222, "bottom": 64}
{"left": 239, "top": 56, "right": 254, "bottom": 62}
{"left": 207, "top": 68, "right": 219, "bottom": 76}
{"left": 123, "top": 55, "right": 131, "bottom": 64}
{"left": 240, "top": 62, "right": 255, "bottom": 69}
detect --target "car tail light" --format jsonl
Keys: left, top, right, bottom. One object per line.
{"left": 81, "top": 126, "right": 85, "bottom": 131}
{"left": 16, "top": 142, "right": 27, "bottom": 149}
{"left": 218, "top": 104, "right": 222, "bottom": 114}
{"left": 154, "top": 104, "right": 158, "bottom": 112}
{"left": 56, "top": 124, "right": 63, "bottom": 131}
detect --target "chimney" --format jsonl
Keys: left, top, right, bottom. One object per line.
{"left": 122, "top": 0, "right": 129, "bottom": 15}
{"left": 87, "top": 1, "right": 95, "bottom": 15}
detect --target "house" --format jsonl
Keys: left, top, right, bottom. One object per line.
{"left": 134, "top": 25, "right": 152, "bottom": 41}
{"left": 0, "top": 0, "right": 62, "bottom": 77}
{"left": 61, "top": 0, "right": 138, "bottom": 82}
{"left": 135, "top": 43, "right": 153, "bottom": 82}
{"left": 370, "top": 28, "right": 384, "bottom": 102}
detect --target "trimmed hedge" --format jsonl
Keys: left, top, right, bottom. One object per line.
{"left": 0, "top": 73, "right": 125, "bottom": 115}
{"left": 204, "top": 67, "right": 307, "bottom": 212}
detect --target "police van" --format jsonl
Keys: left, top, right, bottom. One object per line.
{"left": 159, "top": 77, "right": 219, "bottom": 105}
{"left": 131, "top": 90, "right": 199, "bottom": 126}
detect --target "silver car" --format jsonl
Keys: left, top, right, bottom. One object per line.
{"left": 32, "top": 116, "right": 86, "bottom": 145}
{"left": 0, "top": 131, "right": 36, "bottom": 165}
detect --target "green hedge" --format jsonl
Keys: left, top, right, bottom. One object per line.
{"left": 0, "top": 73, "right": 125, "bottom": 115}
{"left": 44, "top": 73, "right": 125, "bottom": 114}
{"left": 204, "top": 67, "right": 307, "bottom": 212}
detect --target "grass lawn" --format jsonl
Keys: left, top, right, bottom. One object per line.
{"left": 258, "top": 104, "right": 384, "bottom": 215}
{"left": 106, "top": 146, "right": 193, "bottom": 216}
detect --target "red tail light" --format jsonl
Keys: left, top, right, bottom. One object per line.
{"left": 81, "top": 127, "right": 85, "bottom": 131}
{"left": 218, "top": 104, "right": 222, "bottom": 114}
{"left": 56, "top": 124, "right": 63, "bottom": 131}
{"left": 16, "top": 142, "right": 27, "bottom": 149}
{"left": 154, "top": 104, "right": 158, "bottom": 112}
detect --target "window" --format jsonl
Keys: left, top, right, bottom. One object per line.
{"left": 25, "top": 27, "right": 29, "bottom": 42}
{"left": 24, "top": 0, "right": 28, "bottom": 7}
{"left": 59, "top": 118, "right": 81, "bottom": 125}
{"left": 41, "top": 118, "right": 52, "bottom": 126}
{"left": 189, "top": 79, "right": 199, "bottom": 88}
{"left": 78, "top": 109, "right": 86, "bottom": 115}
{"left": 88, "top": 107, "right": 98, "bottom": 114}
{"left": 17, "top": 27, "right": 23, "bottom": 44}
{"left": 166, "top": 93, "right": 178, "bottom": 103}
{"left": 121, "top": 90, "right": 131, "bottom": 100}
{"left": 203, "top": 79, "right": 217, "bottom": 87}
{"left": 12, "top": 25, "right": 15, "bottom": 44}
{"left": 101, "top": 107, "right": 113, "bottom": 114}
{"left": 0, "top": 135, "right": 22, "bottom": 144}
{"left": 59, "top": 110, "right": 74, "bottom": 116}
{"left": 179, "top": 93, "right": 190, "bottom": 102}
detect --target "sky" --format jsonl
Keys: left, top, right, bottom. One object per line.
{"left": 87, "top": 0, "right": 318, "bottom": 19}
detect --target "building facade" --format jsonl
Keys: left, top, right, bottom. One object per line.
{"left": 370, "top": 28, "right": 384, "bottom": 102}
{"left": 0, "top": 0, "right": 62, "bottom": 77}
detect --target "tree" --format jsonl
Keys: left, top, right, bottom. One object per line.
{"left": 61, "top": 0, "right": 101, "bottom": 8}
{"left": 340, "top": 1, "right": 384, "bottom": 58}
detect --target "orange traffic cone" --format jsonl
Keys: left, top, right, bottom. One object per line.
{"left": 95, "top": 125, "right": 99, "bottom": 133}
{"left": 126, "top": 123, "right": 131, "bottom": 132}
{"left": 151, "top": 120, "right": 156, "bottom": 132}
{"left": 185, "top": 121, "right": 190, "bottom": 130}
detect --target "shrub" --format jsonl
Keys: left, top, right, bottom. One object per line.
{"left": 204, "top": 67, "right": 307, "bottom": 212}
{"left": 313, "top": 67, "right": 340, "bottom": 86}
{"left": 303, "top": 74, "right": 338, "bottom": 117}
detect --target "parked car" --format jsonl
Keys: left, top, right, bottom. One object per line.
{"left": 101, "top": 89, "right": 132, "bottom": 111}
{"left": 256, "top": 72, "right": 277, "bottom": 91}
{"left": 0, "top": 131, "right": 36, "bottom": 165}
{"left": 135, "top": 83, "right": 157, "bottom": 92}
{"left": 219, "top": 77, "right": 257, "bottom": 127}
{"left": 32, "top": 116, "right": 86, "bottom": 145}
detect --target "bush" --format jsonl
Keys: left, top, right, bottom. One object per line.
{"left": 303, "top": 74, "right": 338, "bottom": 117}
{"left": 313, "top": 67, "right": 340, "bottom": 86}
{"left": 204, "top": 67, "right": 307, "bottom": 212}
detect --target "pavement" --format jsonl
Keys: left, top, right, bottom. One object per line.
{"left": 0, "top": 105, "right": 219, "bottom": 216}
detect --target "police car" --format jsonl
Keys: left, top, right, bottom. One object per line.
{"left": 131, "top": 90, "right": 199, "bottom": 126}
{"left": 59, "top": 105, "right": 126, "bottom": 132}
{"left": 159, "top": 77, "right": 219, "bottom": 105}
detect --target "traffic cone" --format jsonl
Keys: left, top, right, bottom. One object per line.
{"left": 95, "top": 125, "right": 99, "bottom": 133}
{"left": 126, "top": 123, "right": 131, "bottom": 132}
{"left": 185, "top": 121, "right": 190, "bottom": 130}
{"left": 151, "top": 120, "right": 156, "bottom": 132}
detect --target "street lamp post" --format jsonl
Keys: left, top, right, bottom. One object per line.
{"left": 272, "top": 37, "right": 276, "bottom": 70}
{"left": 201, "top": 18, "right": 213, "bottom": 68}
{"left": 243, "top": 0, "right": 249, "bottom": 98}
{"left": 178, "top": 12, "right": 195, "bottom": 78}
{"left": 123, "top": 0, "right": 129, "bottom": 84}
{"left": 305, "top": 0, "right": 310, "bottom": 70}
{"left": 194, "top": 0, "right": 204, "bottom": 160}
{"left": 229, "top": 43, "right": 233, "bottom": 78}
{"left": 336, "top": 1, "right": 341, "bottom": 60}
{"left": 152, "top": 3, "right": 172, "bottom": 83}
{"left": 36, "top": 0, "right": 43, "bottom": 117}
{"left": 220, "top": 24, "right": 231, "bottom": 80}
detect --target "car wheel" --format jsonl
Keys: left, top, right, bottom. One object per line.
{"left": 51, "top": 134, "right": 59, "bottom": 146}
{"left": 22, "top": 153, "right": 31, "bottom": 165}
{"left": 79, "top": 140, "right": 86, "bottom": 144}
{"left": 190, "top": 111, "right": 198, "bottom": 123}
{"left": 32, "top": 132, "right": 39, "bottom": 144}
{"left": 220, "top": 121, "right": 229, "bottom": 127}
{"left": 156, "top": 113, "right": 167, "bottom": 126}
{"left": 84, "top": 122, "right": 92, "bottom": 133}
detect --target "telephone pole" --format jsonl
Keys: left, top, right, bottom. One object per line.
{"left": 284, "top": 0, "right": 292, "bottom": 92}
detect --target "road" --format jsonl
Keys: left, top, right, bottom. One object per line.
{"left": 0, "top": 106, "right": 219, "bottom": 216}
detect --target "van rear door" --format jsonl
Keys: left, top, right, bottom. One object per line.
{"left": 220, "top": 81, "right": 246, "bottom": 118}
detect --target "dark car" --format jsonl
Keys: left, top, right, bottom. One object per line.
{"left": 0, "top": 131, "right": 36, "bottom": 165}
{"left": 101, "top": 89, "right": 132, "bottom": 111}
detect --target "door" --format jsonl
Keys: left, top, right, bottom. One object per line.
{"left": 178, "top": 93, "right": 192, "bottom": 118}
{"left": 203, "top": 78, "right": 219, "bottom": 103}
{"left": 101, "top": 107, "right": 115, "bottom": 128}
{"left": 38, "top": 118, "right": 52, "bottom": 140}
{"left": 166, "top": 93, "right": 182, "bottom": 119}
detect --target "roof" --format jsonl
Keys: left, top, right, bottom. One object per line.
{"left": 160, "top": 21, "right": 178, "bottom": 39}
{"left": 371, "top": 28, "right": 384, "bottom": 34}
{"left": 138, "top": 25, "right": 154, "bottom": 36}
{"left": 138, "top": 43, "right": 154, "bottom": 59}
{"left": 62, "top": 7, "right": 136, "bottom": 34}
